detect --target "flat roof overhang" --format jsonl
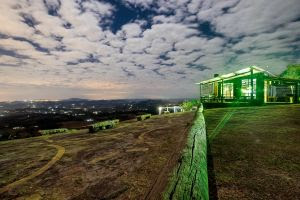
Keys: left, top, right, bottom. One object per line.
{"left": 264, "top": 77, "right": 300, "bottom": 83}
{"left": 195, "top": 66, "right": 276, "bottom": 85}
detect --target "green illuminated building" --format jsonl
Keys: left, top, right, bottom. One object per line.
{"left": 197, "top": 66, "right": 300, "bottom": 105}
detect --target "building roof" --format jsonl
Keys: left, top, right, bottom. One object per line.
{"left": 196, "top": 66, "right": 276, "bottom": 84}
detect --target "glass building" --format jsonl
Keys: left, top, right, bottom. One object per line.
{"left": 197, "top": 66, "right": 300, "bottom": 105}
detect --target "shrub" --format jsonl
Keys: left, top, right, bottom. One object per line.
{"left": 88, "top": 119, "right": 119, "bottom": 133}
{"left": 181, "top": 99, "right": 200, "bottom": 111}
{"left": 40, "top": 128, "right": 68, "bottom": 135}
{"left": 280, "top": 64, "right": 300, "bottom": 79}
{"left": 137, "top": 114, "right": 151, "bottom": 121}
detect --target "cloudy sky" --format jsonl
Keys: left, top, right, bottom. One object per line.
{"left": 0, "top": 0, "right": 299, "bottom": 101}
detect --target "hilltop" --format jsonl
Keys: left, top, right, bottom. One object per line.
{"left": 0, "top": 112, "right": 194, "bottom": 199}
{"left": 1, "top": 104, "right": 299, "bottom": 199}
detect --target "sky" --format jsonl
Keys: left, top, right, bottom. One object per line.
{"left": 0, "top": 0, "right": 299, "bottom": 101}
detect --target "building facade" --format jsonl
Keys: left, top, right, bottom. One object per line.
{"left": 197, "top": 66, "right": 300, "bottom": 105}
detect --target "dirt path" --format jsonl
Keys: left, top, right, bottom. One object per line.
{"left": 0, "top": 142, "right": 65, "bottom": 194}
{"left": 137, "top": 126, "right": 170, "bottom": 144}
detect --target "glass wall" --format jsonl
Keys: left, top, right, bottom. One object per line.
{"left": 223, "top": 83, "right": 233, "bottom": 99}
{"left": 201, "top": 83, "right": 214, "bottom": 98}
{"left": 241, "top": 79, "right": 256, "bottom": 99}
{"left": 266, "top": 82, "right": 295, "bottom": 102}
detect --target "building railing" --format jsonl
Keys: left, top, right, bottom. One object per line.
{"left": 200, "top": 95, "right": 296, "bottom": 103}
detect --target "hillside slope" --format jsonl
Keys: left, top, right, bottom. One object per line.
{"left": 0, "top": 112, "right": 194, "bottom": 200}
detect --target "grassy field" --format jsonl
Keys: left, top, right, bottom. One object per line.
{"left": 204, "top": 105, "right": 300, "bottom": 200}
{"left": 0, "top": 112, "right": 194, "bottom": 200}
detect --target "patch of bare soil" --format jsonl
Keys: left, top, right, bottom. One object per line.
{"left": 0, "top": 112, "right": 194, "bottom": 200}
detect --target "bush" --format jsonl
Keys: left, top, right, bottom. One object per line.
{"left": 40, "top": 128, "right": 68, "bottom": 135}
{"left": 181, "top": 99, "right": 200, "bottom": 111}
{"left": 137, "top": 114, "right": 151, "bottom": 121}
{"left": 280, "top": 64, "right": 300, "bottom": 79}
{"left": 88, "top": 119, "right": 119, "bottom": 133}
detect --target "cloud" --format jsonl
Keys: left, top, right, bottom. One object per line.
{"left": 0, "top": 0, "right": 299, "bottom": 100}
{"left": 120, "top": 23, "right": 142, "bottom": 37}
{"left": 121, "top": 0, "right": 155, "bottom": 9}
{"left": 197, "top": 0, "right": 300, "bottom": 37}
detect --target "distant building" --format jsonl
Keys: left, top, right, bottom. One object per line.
{"left": 158, "top": 106, "right": 183, "bottom": 115}
{"left": 196, "top": 66, "right": 300, "bottom": 105}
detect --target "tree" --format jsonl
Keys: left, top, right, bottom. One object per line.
{"left": 280, "top": 64, "right": 300, "bottom": 79}
{"left": 180, "top": 99, "right": 200, "bottom": 111}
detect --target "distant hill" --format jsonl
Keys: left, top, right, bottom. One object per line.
{"left": 62, "top": 98, "right": 90, "bottom": 102}
{"left": 280, "top": 64, "right": 300, "bottom": 79}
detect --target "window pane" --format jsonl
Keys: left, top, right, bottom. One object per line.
{"left": 241, "top": 79, "right": 256, "bottom": 99}
{"left": 223, "top": 83, "right": 233, "bottom": 98}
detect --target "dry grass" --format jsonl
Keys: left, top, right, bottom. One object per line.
{"left": 0, "top": 112, "right": 194, "bottom": 200}
{"left": 205, "top": 105, "right": 300, "bottom": 200}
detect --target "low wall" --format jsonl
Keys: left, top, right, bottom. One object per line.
{"left": 163, "top": 106, "right": 208, "bottom": 200}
